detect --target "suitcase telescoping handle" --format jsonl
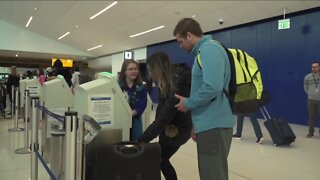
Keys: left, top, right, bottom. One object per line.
{"left": 260, "top": 106, "right": 272, "bottom": 120}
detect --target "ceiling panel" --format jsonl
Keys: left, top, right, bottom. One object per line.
{"left": 0, "top": 1, "right": 14, "bottom": 21}
{"left": 9, "top": 1, "right": 42, "bottom": 28}
{"left": 254, "top": 1, "right": 307, "bottom": 16}
{"left": 31, "top": 1, "right": 76, "bottom": 35}
{"left": 198, "top": 9, "right": 242, "bottom": 32}
{"left": 224, "top": 2, "right": 272, "bottom": 24}
{"left": 210, "top": 1, "right": 243, "bottom": 9}
{"left": 57, "top": 1, "right": 171, "bottom": 50}
{"left": 0, "top": 1, "right": 319, "bottom": 61}
{"left": 302, "top": 1, "right": 320, "bottom": 9}
{"left": 43, "top": 1, "right": 115, "bottom": 38}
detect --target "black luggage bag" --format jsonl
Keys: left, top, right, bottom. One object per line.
{"left": 91, "top": 142, "right": 161, "bottom": 180}
{"left": 260, "top": 106, "right": 296, "bottom": 146}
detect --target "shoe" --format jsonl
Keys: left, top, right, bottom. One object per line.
{"left": 256, "top": 137, "right": 264, "bottom": 144}
{"left": 232, "top": 134, "right": 242, "bottom": 140}
{"left": 306, "top": 134, "right": 313, "bottom": 138}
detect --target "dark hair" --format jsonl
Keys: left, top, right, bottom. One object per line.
{"left": 74, "top": 67, "right": 80, "bottom": 72}
{"left": 26, "top": 70, "right": 33, "bottom": 78}
{"left": 39, "top": 68, "right": 44, "bottom": 75}
{"left": 173, "top": 18, "right": 203, "bottom": 38}
{"left": 119, "top": 59, "right": 143, "bottom": 86}
{"left": 32, "top": 69, "right": 38, "bottom": 76}
{"left": 53, "top": 59, "right": 63, "bottom": 69}
{"left": 147, "top": 52, "right": 175, "bottom": 97}
{"left": 11, "top": 66, "right": 18, "bottom": 76}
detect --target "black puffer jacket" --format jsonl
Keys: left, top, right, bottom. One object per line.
{"left": 138, "top": 63, "right": 192, "bottom": 146}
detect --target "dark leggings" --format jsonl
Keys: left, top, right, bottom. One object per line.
{"left": 160, "top": 142, "right": 180, "bottom": 180}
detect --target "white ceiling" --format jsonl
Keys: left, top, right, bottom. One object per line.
{"left": 0, "top": 0, "right": 319, "bottom": 60}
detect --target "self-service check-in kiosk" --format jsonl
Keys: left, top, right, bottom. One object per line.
{"left": 25, "top": 78, "right": 41, "bottom": 98}
{"left": 41, "top": 75, "right": 73, "bottom": 169}
{"left": 42, "top": 75, "right": 73, "bottom": 108}
{"left": 23, "top": 78, "right": 41, "bottom": 125}
{"left": 74, "top": 72, "right": 132, "bottom": 142}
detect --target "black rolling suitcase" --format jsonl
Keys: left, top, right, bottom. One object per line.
{"left": 91, "top": 142, "right": 161, "bottom": 180}
{"left": 260, "top": 106, "right": 296, "bottom": 146}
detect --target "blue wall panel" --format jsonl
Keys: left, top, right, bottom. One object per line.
{"left": 147, "top": 9, "right": 320, "bottom": 125}
{"left": 211, "top": 31, "right": 232, "bottom": 47}
{"left": 147, "top": 41, "right": 193, "bottom": 67}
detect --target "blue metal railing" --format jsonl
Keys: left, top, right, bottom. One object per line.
{"left": 35, "top": 150, "right": 58, "bottom": 180}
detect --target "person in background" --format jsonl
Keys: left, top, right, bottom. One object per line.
{"left": 47, "top": 59, "right": 72, "bottom": 87}
{"left": 26, "top": 70, "right": 34, "bottom": 79}
{"left": 46, "top": 67, "right": 54, "bottom": 77}
{"left": 304, "top": 62, "right": 320, "bottom": 138}
{"left": 173, "top": 18, "right": 233, "bottom": 180}
{"left": 6, "top": 66, "right": 20, "bottom": 114}
{"left": 32, "top": 69, "right": 38, "bottom": 78}
{"left": 233, "top": 112, "right": 264, "bottom": 144}
{"left": 38, "top": 68, "right": 46, "bottom": 86}
{"left": 118, "top": 59, "right": 147, "bottom": 141}
{"left": 71, "top": 67, "right": 80, "bottom": 93}
{"left": 138, "top": 52, "right": 192, "bottom": 180}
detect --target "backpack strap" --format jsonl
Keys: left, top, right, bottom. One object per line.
{"left": 196, "top": 43, "right": 230, "bottom": 103}
{"left": 241, "top": 49, "right": 252, "bottom": 78}
{"left": 197, "top": 50, "right": 202, "bottom": 70}
{"left": 235, "top": 49, "right": 249, "bottom": 82}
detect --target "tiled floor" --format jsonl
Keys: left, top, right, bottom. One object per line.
{"left": 1, "top": 114, "right": 320, "bottom": 180}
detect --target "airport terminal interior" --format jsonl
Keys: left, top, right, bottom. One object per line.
{"left": 0, "top": 1, "right": 320, "bottom": 180}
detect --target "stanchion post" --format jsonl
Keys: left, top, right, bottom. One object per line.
{"left": 8, "top": 87, "right": 24, "bottom": 132}
{"left": 15, "top": 90, "right": 30, "bottom": 154}
{"left": 25, "top": 90, "right": 29, "bottom": 148}
{"left": 31, "top": 97, "right": 39, "bottom": 180}
{"left": 65, "top": 111, "right": 78, "bottom": 180}
{"left": 15, "top": 87, "right": 21, "bottom": 128}
{"left": 11, "top": 86, "right": 14, "bottom": 116}
{"left": 77, "top": 118, "right": 84, "bottom": 180}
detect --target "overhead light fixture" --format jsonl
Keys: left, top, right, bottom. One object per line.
{"left": 90, "top": 1, "right": 118, "bottom": 20}
{"left": 26, "top": 16, "right": 33, "bottom": 27}
{"left": 15, "top": 53, "right": 19, "bottom": 57}
{"left": 87, "top": 45, "right": 103, "bottom": 51}
{"left": 129, "top": 25, "right": 165, "bottom": 38}
{"left": 192, "top": 15, "right": 196, "bottom": 18}
{"left": 75, "top": 25, "right": 79, "bottom": 28}
{"left": 58, "top": 32, "right": 70, "bottom": 40}
{"left": 34, "top": 8, "right": 37, "bottom": 11}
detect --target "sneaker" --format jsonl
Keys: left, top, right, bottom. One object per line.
{"left": 256, "top": 137, "right": 264, "bottom": 144}
{"left": 232, "top": 135, "right": 242, "bottom": 140}
{"left": 306, "top": 134, "right": 313, "bottom": 138}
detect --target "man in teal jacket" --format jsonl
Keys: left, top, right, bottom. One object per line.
{"left": 174, "top": 18, "right": 234, "bottom": 180}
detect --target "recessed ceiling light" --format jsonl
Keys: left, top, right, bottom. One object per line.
{"left": 26, "top": 16, "right": 33, "bottom": 27}
{"left": 87, "top": 45, "right": 103, "bottom": 51}
{"left": 90, "top": 1, "right": 118, "bottom": 20}
{"left": 58, "top": 32, "right": 70, "bottom": 40}
{"left": 15, "top": 53, "right": 19, "bottom": 57}
{"left": 75, "top": 25, "right": 79, "bottom": 28}
{"left": 34, "top": 8, "right": 37, "bottom": 11}
{"left": 129, "top": 25, "right": 165, "bottom": 38}
{"left": 192, "top": 15, "right": 196, "bottom": 18}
